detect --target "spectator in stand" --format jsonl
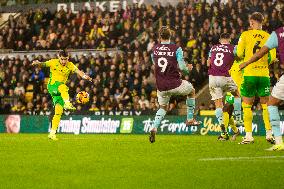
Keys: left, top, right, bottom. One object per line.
{"left": 0, "top": 0, "right": 283, "bottom": 115}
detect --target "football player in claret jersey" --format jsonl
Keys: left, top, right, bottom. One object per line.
{"left": 149, "top": 26, "right": 201, "bottom": 143}
{"left": 31, "top": 50, "right": 92, "bottom": 140}
{"left": 239, "top": 9, "right": 284, "bottom": 151}
{"left": 207, "top": 33, "right": 241, "bottom": 141}
{"left": 236, "top": 12, "right": 277, "bottom": 144}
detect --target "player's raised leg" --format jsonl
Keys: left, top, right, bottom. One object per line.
{"left": 58, "top": 84, "right": 76, "bottom": 110}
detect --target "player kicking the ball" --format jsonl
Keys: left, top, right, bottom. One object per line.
{"left": 207, "top": 33, "right": 242, "bottom": 141}
{"left": 149, "top": 26, "right": 201, "bottom": 143}
{"left": 31, "top": 50, "right": 92, "bottom": 140}
{"left": 239, "top": 9, "right": 284, "bottom": 151}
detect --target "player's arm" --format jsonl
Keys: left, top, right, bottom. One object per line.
{"left": 31, "top": 60, "right": 51, "bottom": 67}
{"left": 151, "top": 53, "right": 155, "bottom": 64}
{"left": 239, "top": 31, "right": 278, "bottom": 70}
{"left": 72, "top": 64, "right": 93, "bottom": 82}
{"left": 151, "top": 53, "right": 156, "bottom": 75}
{"left": 236, "top": 33, "right": 246, "bottom": 58}
{"left": 176, "top": 47, "right": 189, "bottom": 75}
{"left": 207, "top": 47, "right": 212, "bottom": 67}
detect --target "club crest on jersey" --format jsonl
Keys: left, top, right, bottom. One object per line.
{"left": 280, "top": 32, "right": 284, "bottom": 38}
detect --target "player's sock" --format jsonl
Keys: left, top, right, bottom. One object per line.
{"left": 268, "top": 106, "right": 283, "bottom": 145}
{"left": 215, "top": 108, "right": 224, "bottom": 125}
{"left": 229, "top": 116, "right": 238, "bottom": 133}
{"left": 223, "top": 112, "right": 229, "bottom": 132}
{"left": 153, "top": 108, "right": 166, "bottom": 129}
{"left": 242, "top": 102, "right": 253, "bottom": 139}
{"left": 58, "top": 84, "right": 70, "bottom": 101}
{"left": 262, "top": 104, "right": 272, "bottom": 137}
{"left": 51, "top": 104, "right": 63, "bottom": 133}
{"left": 186, "top": 98, "right": 195, "bottom": 120}
{"left": 233, "top": 97, "right": 242, "bottom": 121}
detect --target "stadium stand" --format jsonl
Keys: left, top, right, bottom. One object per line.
{"left": 0, "top": 0, "right": 283, "bottom": 115}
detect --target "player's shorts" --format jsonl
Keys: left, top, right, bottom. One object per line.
{"left": 209, "top": 75, "right": 238, "bottom": 101}
{"left": 157, "top": 80, "right": 194, "bottom": 106}
{"left": 47, "top": 81, "right": 65, "bottom": 107}
{"left": 271, "top": 75, "right": 284, "bottom": 101}
{"left": 240, "top": 76, "right": 270, "bottom": 97}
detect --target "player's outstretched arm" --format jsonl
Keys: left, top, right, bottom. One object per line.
{"left": 239, "top": 31, "right": 279, "bottom": 70}
{"left": 75, "top": 69, "right": 93, "bottom": 82}
{"left": 239, "top": 46, "right": 269, "bottom": 70}
{"left": 31, "top": 60, "right": 44, "bottom": 67}
{"left": 176, "top": 47, "right": 189, "bottom": 75}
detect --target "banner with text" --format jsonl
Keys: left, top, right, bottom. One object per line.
{"left": 1, "top": 115, "right": 284, "bottom": 135}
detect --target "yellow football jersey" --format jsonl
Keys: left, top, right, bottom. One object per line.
{"left": 236, "top": 29, "right": 276, "bottom": 77}
{"left": 229, "top": 60, "right": 243, "bottom": 91}
{"left": 44, "top": 59, "right": 78, "bottom": 85}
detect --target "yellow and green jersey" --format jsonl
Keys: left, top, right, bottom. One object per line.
{"left": 229, "top": 59, "right": 243, "bottom": 91}
{"left": 44, "top": 59, "right": 78, "bottom": 85}
{"left": 236, "top": 29, "right": 276, "bottom": 77}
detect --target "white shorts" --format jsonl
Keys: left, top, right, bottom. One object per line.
{"left": 157, "top": 80, "right": 194, "bottom": 106}
{"left": 272, "top": 75, "right": 284, "bottom": 101}
{"left": 209, "top": 75, "right": 238, "bottom": 100}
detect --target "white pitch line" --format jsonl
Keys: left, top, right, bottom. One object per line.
{"left": 199, "top": 156, "right": 284, "bottom": 161}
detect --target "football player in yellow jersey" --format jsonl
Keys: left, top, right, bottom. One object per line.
{"left": 229, "top": 59, "right": 243, "bottom": 91}
{"left": 236, "top": 12, "right": 277, "bottom": 144}
{"left": 31, "top": 50, "right": 92, "bottom": 140}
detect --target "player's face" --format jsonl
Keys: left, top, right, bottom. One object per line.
{"left": 249, "top": 19, "right": 253, "bottom": 28}
{"left": 59, "top": 56, "right": 69, "bottom": 66}
{"left": 5, "top": 115, "right": 21, "bottom": 133}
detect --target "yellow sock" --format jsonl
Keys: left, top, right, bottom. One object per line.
{"left": 229, "top": 116, "right": 238, "bottom": 133}
{"left": 223, "top": 112, "right": 229, "bottom": 132}
{"left": 261, "top": 104, "right": 271, "bottom": 131}
{"left": 58, "top": 84, "right": 70, "bottom": 102}
{"left": 242, "top": 102, "right": 253, "bottom": 132}
{"left": 51, "top": 104, "right": 63, "bottom": 132}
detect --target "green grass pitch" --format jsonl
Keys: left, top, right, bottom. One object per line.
{"left": 0, "top": 134, "right": 283, "bottom": 189}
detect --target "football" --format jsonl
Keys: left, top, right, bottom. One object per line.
{"left": 76, "top": 91, "right": 89, "bottom": 104}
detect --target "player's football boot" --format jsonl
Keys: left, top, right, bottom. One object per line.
{"left": 48, "top": 133, "right": 59, "bottom": 141}
{"left": 238, "top": 137, "right": 254, "bottom": 144}
{"left": 185, "top": 119, "right": 202, "bottom": 126}
{"left": 266, "top": 136, "right": 276, "bottom": 144}
{"left": 149, "top": 128, "right": 157, "bottom": 143}
{"left": 266, "top": 144, "right": 284, "bottom": 151}
{"left": 218, "top": 132, "right": 229, "bottom": 141}
{"left": 63, "top": 101, "right": 76, "bottom": 110}
{"left": 231, "top": 129, "right": 240, "bottom": 141}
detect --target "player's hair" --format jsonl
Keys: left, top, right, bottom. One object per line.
{"left": 220, "top": 33, "right": 230, "bottom": 39}
{"left": 250, "top": 12, "right": 264, "bottom": 23}
{"left": 159, "top": 26, "right": 171, "bottom": 40}
{"left": 58, "top": 49, "right": 69, "bottom": 57}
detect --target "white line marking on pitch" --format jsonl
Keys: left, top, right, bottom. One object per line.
{"left": 199, "top": 156, "right": 284, "bottom": 161}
